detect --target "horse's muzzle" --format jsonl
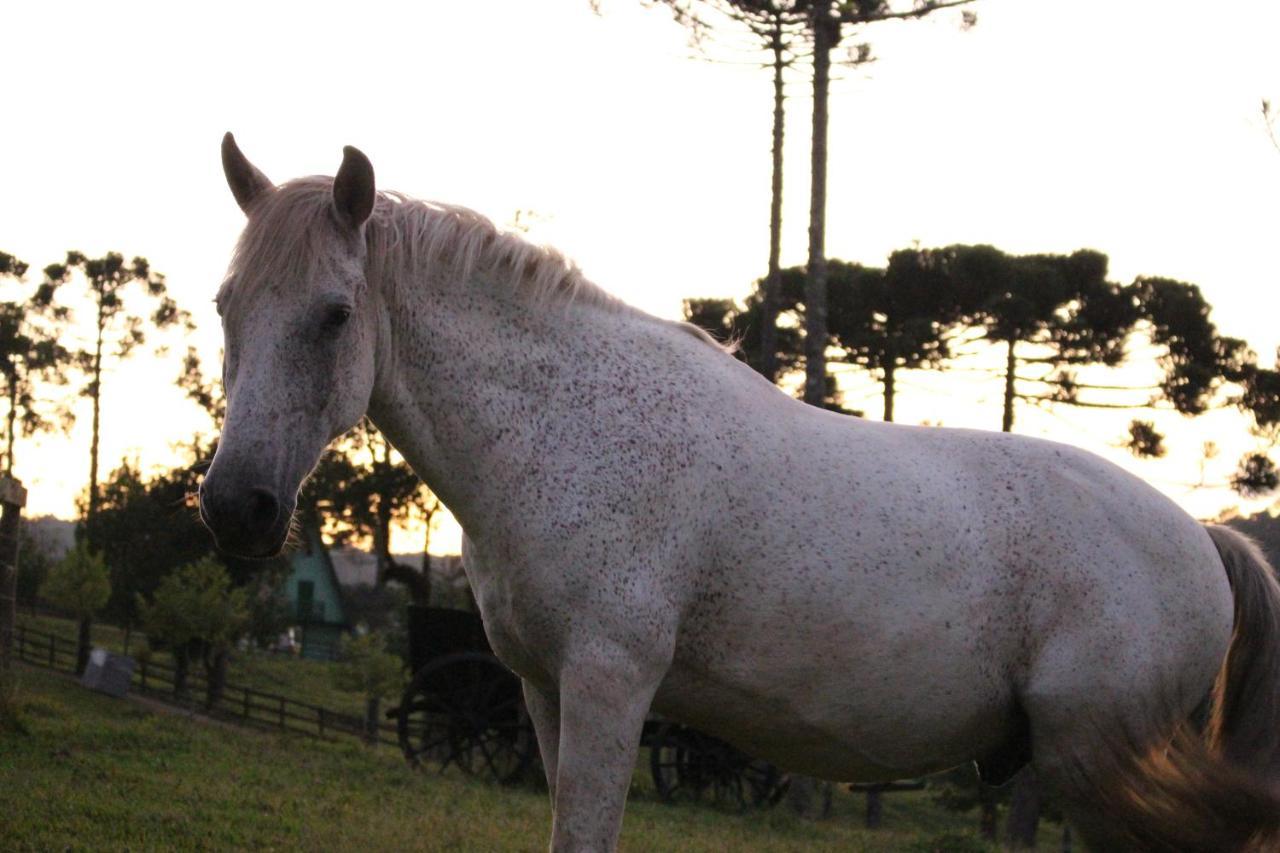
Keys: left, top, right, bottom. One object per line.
{"left": 198, "top": 480, "right": 291, "bottom": 559}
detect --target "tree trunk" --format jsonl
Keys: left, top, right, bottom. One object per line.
{"left": 883, "top": 363, "right": 896, "bottom": 422}
{"left": 1005, "top": 768, "right": 1042, "bottom": 849}
{"left": 795, "top": 16, "right": 837, "bottom": 810}
{"left": 760, "top": 15, "right": 786, "bottom": 383}
{"left": 205, "top": 647, "right": 228, "bottom": 709}
{"left": 5, "top": 379, "right": 16, "bottom": 476}
{"left": 76, "top": 615, "right": 91, "bottom": 675}
{"left": 1001, "top": 338, "right": 1017, "bottom": 433}
{"left": 0, "top": 483, "right": 24, "bottom": 715}
{"left": 87, "top": 307, "right": 105, "bottom": 520}
{"left": 803, "top": 2, "right": 836, "bottom": 406}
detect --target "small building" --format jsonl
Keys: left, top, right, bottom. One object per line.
{"left": 284, "top": 524, "right": 349, "bottom": 661}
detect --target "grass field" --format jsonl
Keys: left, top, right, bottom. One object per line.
{"left": 1, "top": 666, "right": 1000, "bottom": 852}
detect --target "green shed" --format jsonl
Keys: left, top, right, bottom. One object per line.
{"left": 285, "top": 524, "right": 350, "bottom": 661}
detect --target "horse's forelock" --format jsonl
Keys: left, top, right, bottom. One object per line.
{"left": 219, "top": 177, "right": 339, "bottom": 319}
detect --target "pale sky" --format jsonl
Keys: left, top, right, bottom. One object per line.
{"left": 2, "top": 0, "right": 1279, "bottom": 551}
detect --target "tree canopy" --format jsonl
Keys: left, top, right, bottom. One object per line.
{"left": 40, "top": 542, "right": 110, "bottom": 619}
{"left": 40, "top": 251, "right": 192, "bottom": 518}
{"left": 0, "top": 251, "right": 71, "bottom": 475}
{"left": 332, "top": 632, "right": 405, "bottom": 703}
{"left": 684, "top": 241, "right": 1253, "bottom": 443}
{"left": 137, "top": 555, "right": 249, "bottom": 656}
{"left": 83, "top": 450, "right": 289, "bottom": 627}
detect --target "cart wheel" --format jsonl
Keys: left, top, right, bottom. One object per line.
{"left": 396, "top": 651, "right": 535, "bottom": 784}
{"left": 649, "top": 724, "right": 788, "bottom": 810}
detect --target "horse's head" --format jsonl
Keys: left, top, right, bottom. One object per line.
{"left": 199, "top": 134, "right": 380, "bottom": 557}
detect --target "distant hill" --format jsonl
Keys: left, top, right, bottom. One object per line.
{"left": 25, "top": 515, "right": 76, "bottom": 559}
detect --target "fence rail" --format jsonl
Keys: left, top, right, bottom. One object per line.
{"left": 12, "top": 623, "right": 400, "bottom": 749}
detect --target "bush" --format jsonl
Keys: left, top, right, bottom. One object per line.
{"left": 137, "top": 555, "right": 248, "bottom": 653}
{"left": 39, "top": 542, "right": 110, "bottom": 618}
{"left": 332, "top": 632, "right": 404, "bottom": 703}
{"left": 137, "top": 555, "right": 248, "bottom": 702}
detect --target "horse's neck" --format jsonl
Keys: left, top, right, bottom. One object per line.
{"left": 366, "top": 271, "right": 662, "bottom": 540}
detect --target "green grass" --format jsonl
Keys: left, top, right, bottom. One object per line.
{"left": 1, "top": 666, "right": 999, "bottom": 852}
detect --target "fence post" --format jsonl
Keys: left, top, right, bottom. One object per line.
{"left": 0, "top": 475, "right": 28, "bottom": 716}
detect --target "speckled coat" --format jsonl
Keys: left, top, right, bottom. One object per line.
{"left": 202, "top": 137, "right": 1280, "bottom": 852}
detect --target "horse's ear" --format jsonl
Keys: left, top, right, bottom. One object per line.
{"left": 221, "top": 132, "right": 274, "bottom": 214}
{"left": 333, "top": 145, "right": 375, "bottom": 230}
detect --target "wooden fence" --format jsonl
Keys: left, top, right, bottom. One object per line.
{"left": 12, "top": 623, "right": 400, "bottom": 749}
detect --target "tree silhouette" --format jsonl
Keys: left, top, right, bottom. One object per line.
{"left": 800, "top": 0, "right": 975, "bottom": 406}
{"left": 1123, "top": 419, "right": 1166, "bottom": 459}
{"left": 40, "top": 542, "right": 110, "bottom": 674}
{"left": 918, "top": 246, "right": 1245, "bottom": 435}
{"left": 938, "top": 246, "right": 1141, "bottom": 432}
{"left": 685, "top": 240, "right": 1247, "bottom": 445}
{"left": 40, "top": 252, "right": 191, "bottom": 520}
{"left": 826, "top": 251, "right": 972, "bottom": 421}
{"left": 685, "top": 280, "right": 855, "bottom": 413}
{"left": 638, "top": 0, "right": 974, "bottom": 402}
{"left": 646, "top": 1, "right": 808, "bottom": 383}
{"left": 0, "top": 252, "right": 71, "bottom": 475}
{"left": 1229, "top": 353, "right": 1280, "bottom": 496}
{"left": 701, "top": 258, "right": 968, "bottom": 420}
{"left": 177, "top": 346, "right": 226, "bottom": 428}
{"left": 300, "top": 422, "right": 442, "bottom": 605}
{"left": 84, "top": 449, "right": 291, "bottom": 656}
{"left": 136, "top": 555, "right": 249, "bottom": 704}
{"left": 1133, "top": 276, "right": 1250, "bottom": 416}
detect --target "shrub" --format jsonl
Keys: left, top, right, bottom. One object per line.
{"left": 39, "top": 542, "right": 110, "bottom": 619}
{"left": 332, "top": 632, "right": 404, "bottom": 703}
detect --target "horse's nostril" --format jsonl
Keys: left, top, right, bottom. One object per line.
{"left": 245, "top": 487, "right": 281, "bottom": 531}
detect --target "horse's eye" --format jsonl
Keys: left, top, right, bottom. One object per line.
{"left": 323, "top": 305, "right": 352, "bottom": 329}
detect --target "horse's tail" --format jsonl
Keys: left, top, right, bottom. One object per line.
{"left": 1071, "top": 524, "right": 1280, "bottom": 851}
{"left": 1203, "top": 524, "right": 1280, "bottom": 777}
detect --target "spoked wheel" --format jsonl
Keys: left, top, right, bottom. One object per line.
{"left": 649, "top": 724, "right": 789, "bottom": 811}
{"left": 396, "top": 651, "right": 535, "bottom": 784}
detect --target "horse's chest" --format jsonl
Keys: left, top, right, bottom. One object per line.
{"left": 463, "top": 553, "right": 561, "bottom": 689}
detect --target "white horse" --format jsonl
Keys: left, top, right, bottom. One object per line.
{"left": 201, "top": 136, "right": 1280, "bottom": 851}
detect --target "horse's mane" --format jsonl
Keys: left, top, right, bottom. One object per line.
{"left": 219, "top": 176, "right": 725, "bottom": 351}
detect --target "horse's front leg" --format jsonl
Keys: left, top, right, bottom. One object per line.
{"left": 524, "top": 679, "right": 560, "bottom": 806}
{"left": 549, "top": 649, "right": 663, "bottom": 853}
